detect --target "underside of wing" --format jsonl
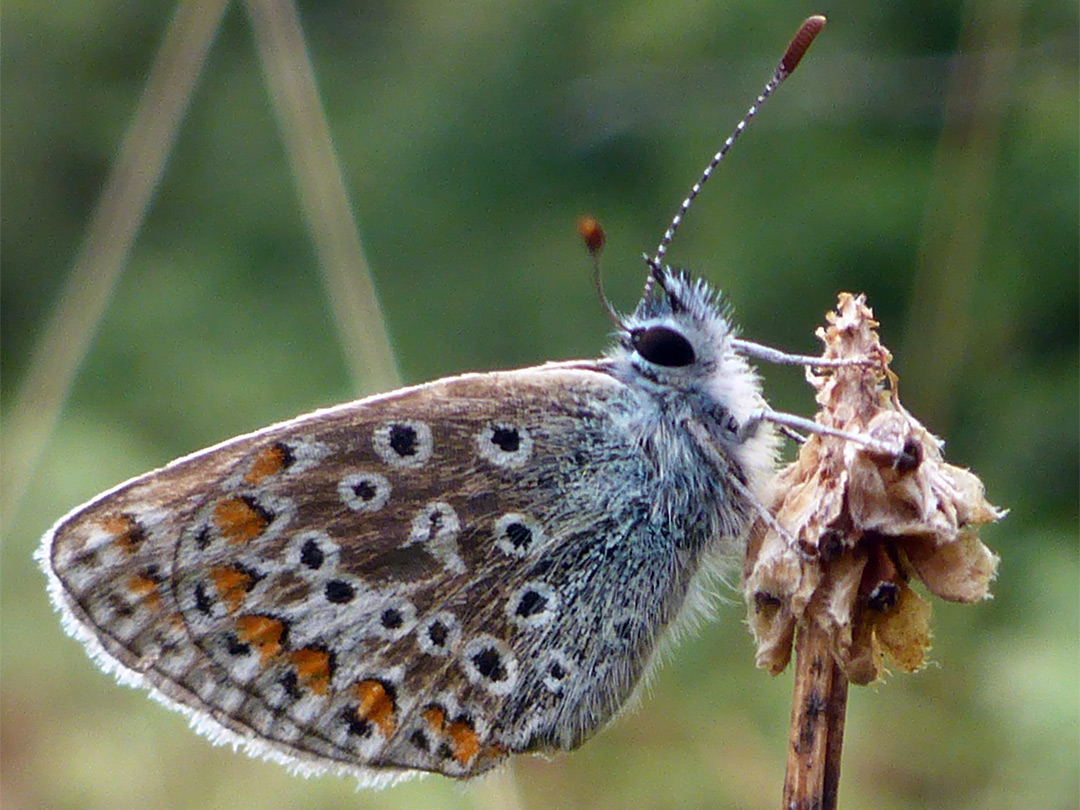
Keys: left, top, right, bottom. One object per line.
{"left": 41, "top": 362, "right": 686, "bottom": 781}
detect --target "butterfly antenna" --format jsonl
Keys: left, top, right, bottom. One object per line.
{"left": 578, "top": 216, "right": 624, "bottom": 328}
{"left": 645, "top": 15, "right": 827, "bottom": 287}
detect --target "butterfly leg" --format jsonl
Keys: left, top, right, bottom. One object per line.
{"left": 740, "top": 408, "right": 918, "bottom": 469}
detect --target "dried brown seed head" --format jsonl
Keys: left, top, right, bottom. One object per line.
{"left": 744, "top": 293, "right": 1005, "bottom": 684}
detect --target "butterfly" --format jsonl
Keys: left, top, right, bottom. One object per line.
{"left": 37, "top": 16, "right": 826, "bottom": 787}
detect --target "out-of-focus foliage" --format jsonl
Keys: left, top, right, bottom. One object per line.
{"left": 2, "top": 2, "right": 1076, "bottom": 809}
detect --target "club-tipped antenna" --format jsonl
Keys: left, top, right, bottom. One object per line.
{"left": 646, "top": 15, "right": 826, "bottom": 282}
{"left": 577, "top": 216, "right": 624, "bottom": 328}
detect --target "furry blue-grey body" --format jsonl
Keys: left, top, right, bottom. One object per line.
{"left": 489, "top": 270, "right": 775, "bottom": 753}
{"left": 39, "top": 267, "right": 776, "bottom": 783}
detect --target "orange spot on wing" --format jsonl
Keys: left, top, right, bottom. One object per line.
{"left": 126, "top": 572, "right": 161, "bottom": 610}
{"left": 447, "top": 718, "right": 480, "bottom": 767}
{"left": 213, "top": 497, "right": 271, "bottom": 544}
{"left": 422, "top": 704, "right": 446, "bottom": 733}
{"left": 103, "top": 513, "right": 146, "bottom": 553}
{"left": 245, "top": 443, "right": 289, "bottom": 485}
{"left": 209, "top": 566, "right": 254, "bottom": 613}
{"left": 290, "top": 647, "right": 332, "bottom": 695}
{"left": 235, "top": 615, "right": 285, "bottom": 664}
{"left": 352, "top": 679, "right": 396, "bottom": 737}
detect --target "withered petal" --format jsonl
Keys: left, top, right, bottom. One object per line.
{"left": 904, "top": 530, "right": 1000, "bottom": 603}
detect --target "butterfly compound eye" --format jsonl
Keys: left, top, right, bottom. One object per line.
{"left": 631, "top": 326, "right": 696, "bottom": 367}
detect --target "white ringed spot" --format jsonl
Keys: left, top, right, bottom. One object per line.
{"left": 493, "top": 513, "right": 543, "bottom": 558}
{"left": 541, "top": 650, "right": 574, "bottom": 694}
{"left": 286, "top": 530, "right": 341, "bottom": 573}
{"left": 416, "top": 610, "right": 461, "bottom": 657}
{"left": 338, "top": 471, "right": 391, "bottom": 513}
{"left": 476, "top": 423, "right": 533, "bottom": 468}
{"left": 461, "top": 635, "right": 518, "bottom": 696}
{"left": 371, "top": 597, "right": 417, "bottom": 641}
{"left": 506, "top": 580, "right": 559, "bottom": 629}
{"left": 373, "top": 421, "right": 433, "bottom": 468}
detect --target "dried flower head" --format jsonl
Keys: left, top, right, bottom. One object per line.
{"left": 744, "top": 294, "right": 1005, "bottom": 684}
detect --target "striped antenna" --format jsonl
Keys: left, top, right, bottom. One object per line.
{"left": 647, "top": 15, "right": 826, "bottom": 278}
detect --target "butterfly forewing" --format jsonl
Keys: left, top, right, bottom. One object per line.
{"left": 44, "top": 360, "right": 698, "bottom": 780}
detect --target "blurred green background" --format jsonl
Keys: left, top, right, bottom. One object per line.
{"left": 2, "top": 1, "right": 1077, "bottom": 809}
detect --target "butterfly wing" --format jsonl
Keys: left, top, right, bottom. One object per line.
{"left": 41, "top": 360, "right": 736, "bottom": 782}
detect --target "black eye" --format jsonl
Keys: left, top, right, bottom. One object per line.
{"left": 631, "top": 326, "right": 696, "bottom": 367}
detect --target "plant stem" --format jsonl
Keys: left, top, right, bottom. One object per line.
{"left": 782, "top": 621, "right": 849, "bottom": 809}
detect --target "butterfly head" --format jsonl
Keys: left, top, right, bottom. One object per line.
{"left": 604, "top": 262, "right": 770, "bottom": 448}
{"left": 614, "top": 265, "right": 738, "bottom": 382}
